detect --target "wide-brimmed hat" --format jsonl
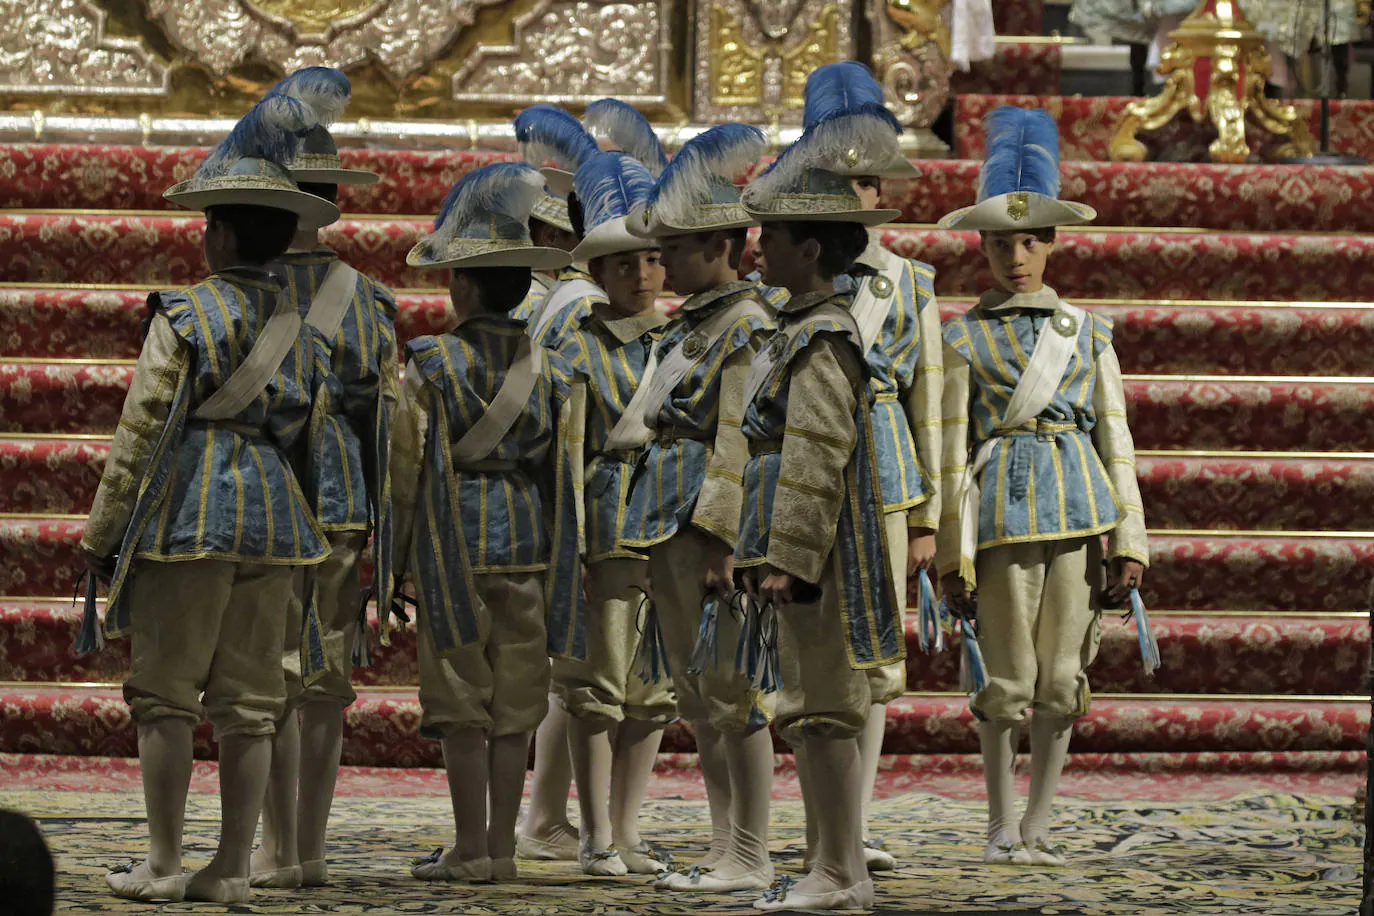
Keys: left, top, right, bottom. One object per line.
{"left": 741, "top": 124, "right": 901, "bottom": 226}
{"left": 568, "top": 152, "right": 659, "bottom": 262}
{"left": 801, "top": 62, "right": 920, "bottom": 179}
{"left": 937, "top": 106, "right": 1096, "bottom": 232}
{"left": 625, "top": 122, "right": 766, "bottom": 239}
{"left": 531, "top": 192, "right": 574, "bottom": 233}
{"left": 407, "top": 162, "right": 572, "bottom": 271}
{"left": 163, "top": 95, "right": 340, "bottom": 227}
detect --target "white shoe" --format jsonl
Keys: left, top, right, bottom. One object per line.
{"left": 516, "top": 824, "right": 579, "bottom": 861}
{"left": 105, "top": 862, "right": 185, "bottom": 902}
{"left": 863, "top": 838, "right": 896, "bottom": 872}
{"left": 659, "top": 862, "right": 774, "bottom": 892}
{"left": 491, "top": 857, "right": 518, "bottom": 882}
{"left": 411, "top": 849, "right": 493, "bottom": 882}
{"left": 984, "top": 835, "right": 1032, "bottom": 865}
{"left": 300, "top": 858, "right": 328, "bottom": 887}
{"left": 184, "top": 870, "right": 250, "bottom": 904}
{"left": 619, "top": 840, "right": 672, "bottom": 875}
{"left": 579, "top": 837, "right": 628, "bottom": 877}
{"left": 1023, "top": 838, "right": 1067, "bottom": 866}
{"left": 249, "top": 864, "right": 302, "bottom": 888}
{"left": 755, "top": 876, "right": 875, "bottom": 911}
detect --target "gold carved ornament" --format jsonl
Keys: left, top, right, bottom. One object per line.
{"left": 868, "top": 0, "right": 950, "bottom": 130}
{"left": 703, "top": 0, "right": 847, "bottom": 119}
{"left": 1109, "top": 0, "right": 1315, "bottom": 164}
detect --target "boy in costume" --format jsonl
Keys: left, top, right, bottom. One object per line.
{"left": 801, "top": 62, "right": 943, "bottom": 873}
{"left": 550, "top": 150, "right": 676, "bottom": 877}
{"left": 514, "top": 99, "right": 671, "bottom": 862}
{"left": 391, "top": 162, "right": 585, "bottom": 883}
{"left": 243, "top": 68, "right": 400, "bottom": 890}
{"left": 935, "top": 107, "right": 1148, "bottom": 866}
{"left": 734, "top": 121, "right": 905, "bottom": 913}
{"left": 79, "top": 97, "right": 338, "bottom": 904}
{"left": 618, "top": 122, "right": 779, "bottom": 893}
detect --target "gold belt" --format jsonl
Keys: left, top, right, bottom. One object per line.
{"left": 655, "top": 426, "right": 710, "bottom": 445}
{"left": 1001, "top": 419, "right": 1079, "bottom": 442}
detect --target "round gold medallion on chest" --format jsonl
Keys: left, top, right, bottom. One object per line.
{"left": 1051, "top": 311, "right": 1077, "bottom": 338}
{"left": 682, "top": 333, "right": 706, "bottom": 359}
{"left": 871, "top": 275, "right": 894, "bottom": 298}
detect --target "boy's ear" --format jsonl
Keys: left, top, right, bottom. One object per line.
{"left": 801, "top": 237, "right": 822, "bottom": 268}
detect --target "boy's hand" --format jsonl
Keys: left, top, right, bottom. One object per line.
{"left": 1104, "top": 558, "right": 1145, "bottom": 608}
{"left": 700, "top": 536, "right": 735, "bottom": 599}
{"left": 941, "top": 572, "right": 975, "bottom": 621}
{"left": 83, "top": 548, "right": 116, "bottom": 582}
{"left": 758, "top": 565, "right": 795, "bottom": 607}
{"left": 907, "top": 528, "right": 936, "bottom": 577}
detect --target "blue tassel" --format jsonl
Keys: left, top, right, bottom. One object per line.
{"left": 916, "top": 569, "right": 943, "bottom": 654}
{"left": 352, "top": 585, "right": 373, "bottom": 669}
{"left": 755, "top": 603, "right": 781, "bottom": 693}
{"left": 1130, "top": 588, "right": 1161, "bottom": 675}
{"left": 686, "top": 596, "right": 721, "bottom": 677}
{"left": 73, "top": 569, "right": 104, "bottom": 656}
{"left": 957, "top": 619, "right": 988, "bottom": 694}
{"left": 633, "top": 595, "right": 670, "bottom": 684}
{"left": 733, "top": 594, "right": 760, "bottom": 679}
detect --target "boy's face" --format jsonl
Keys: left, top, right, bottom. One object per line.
{"left": 757, "top": 223, "right": 816, "bottom": 293}
{"left": 590, "top": 249, "right": 665, "bottom": 317}
{"left": 980, "top": 230, "right": 1055, "bottom": 295}
{"left": 531, "top": 218, "right": 579, "bottom": 255}
{"left": 851, "top": 176, "right": 882, "bottom": 210}
{"left": 659, "top": 232, "right": 726, "bottom": 296}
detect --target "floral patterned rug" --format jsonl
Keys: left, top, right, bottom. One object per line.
{"left": 9, "top": 788, "right": 1360, "bottom": 914}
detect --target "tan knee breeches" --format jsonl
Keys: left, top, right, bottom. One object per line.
{"left": 971, "top": 536, "right": 1104, "bottom": 722}
{"left": 552, "top": 557, "right": 676, "bottom": 725}
{"left": 649, "top": 530, "right": 773, "bottom": 734}
{"left": 124, "top": 558, "right": 301, "bottom": 738}
{"left": 417, "top": 572, "right": 550, "bottom": 738}
{"left": 283, "top": 529, "right": 370, "bottom": 710}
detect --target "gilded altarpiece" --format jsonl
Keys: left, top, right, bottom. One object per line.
{"left": 693, "top": 0, "right": 854, "bottom": 126}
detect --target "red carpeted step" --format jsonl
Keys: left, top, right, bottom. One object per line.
{"left": 7, "top": 287, "right": 1374, "bottom": 377}
{"left": 7, "top": 213, "right": 1373, "bottom": 301}
{"left": 0, "top": 437, "right": 108, "bottom": 514}
{"left": 9, "top": 146, "right": 1374, "bottom": 233}
{"left": 0, "top": 684, "right": 1361, "bottom": 760}
{"left": 1138, "top": 453, "right": 1374, "bottom": 530}
{"left": 4, "top": 599, "right": 1363, "bottom": 696}
{"left": 993, "top": 0, "right": 1043, "bottom": 34}
{"left": 9, "top": 362, "right": 1372, "bottom": 451}
{"left": 4, "top": 519, "right": 1368, "bottom": 612}
{"left": 952, "top": 40, "right": 1061, "bottom": 96}
{"left": 955, "top": 94, "right": 1374, "bottom": 162}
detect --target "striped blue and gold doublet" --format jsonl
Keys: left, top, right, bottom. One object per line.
{"left": 408, "top": 320, "right": 567, "bottom": 572}
{"left": 510, "top": 271, "right": 556, "bottom": 323}
{"left": 841, "top": 255, "right": 938, "bottom": 513}
{"left": 736, "top": 292, "right": 902, "bottom": 670}
{"left": 137, "top": 269, "right": 328, "bottom": 565}
{"left": 533, "top": 265, "right": 602, "bottom": 348}
{"left": 943, "top": 304, "right": 1123, "bottom": 549}
{"left": 620, "top": 282, "right": 774, "bottom": 549}
{"left": 556, "top": 307, "right": 662, "bottom": 563}
{"left": 277, "top": 249, "right": 399, "bottom": 532}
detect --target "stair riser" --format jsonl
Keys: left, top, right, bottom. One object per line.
{"left": 8, "top": 368, "right": 1368, "bottom": 452}
{"left": 0, "top": 689, "right": 1360, "bottom": 760}
{"left": 956, "top": 94, "right": 1374, "bottom": 162}
{"left": 8, "top": 289, "right": 1374, "bottom": 378}
{"left": 14, "top": 145, "right": 1374, "bottom": 233}
{"left": 1, "top": 521, "right": 1369, "bottom": 612}
{"left": 6, "top": 214, "right": 1372, "bottom": 301}
{"left": 11, "top": 442, "right": 1371, "bottom": 532}
{"left": 4, "top": 603, "right": 1364, "bottom": 695}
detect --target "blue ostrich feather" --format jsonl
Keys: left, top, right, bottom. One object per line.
{"left": 977, "top": 106, "right": 1061, "bottom": 201}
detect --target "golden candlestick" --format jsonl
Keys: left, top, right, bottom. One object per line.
{"left": 1109, "top": 0, "right": 1315, "bottom": 164}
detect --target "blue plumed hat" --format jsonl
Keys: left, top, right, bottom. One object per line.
{"left": 741, "top": 116, "right": 902, "bottom": 225}
{"left": 263, "top": 66, "right": 379, "bottom": 189}
{"left": 407, "top": 162, "right": 573, "bottom": 270}
{"left": 515, "top": 104, "right": 600, "bottom": 199}
{"left": 163, "top": 95, "right": 340, "bottom": 228}
{"left": 625, "top": 123, "right": 766, "bottom": 239}
{"left": 583, "top": 99, "right": 668, "bottom": 176}
{"left": 569, "top": 152, "right": 657, "bottom": 261}
{"left": 938, "top": 106, "right": 1095, "bottom": 231}
{"left": 801, "top": 62, "right": 918, "bottom": 179}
